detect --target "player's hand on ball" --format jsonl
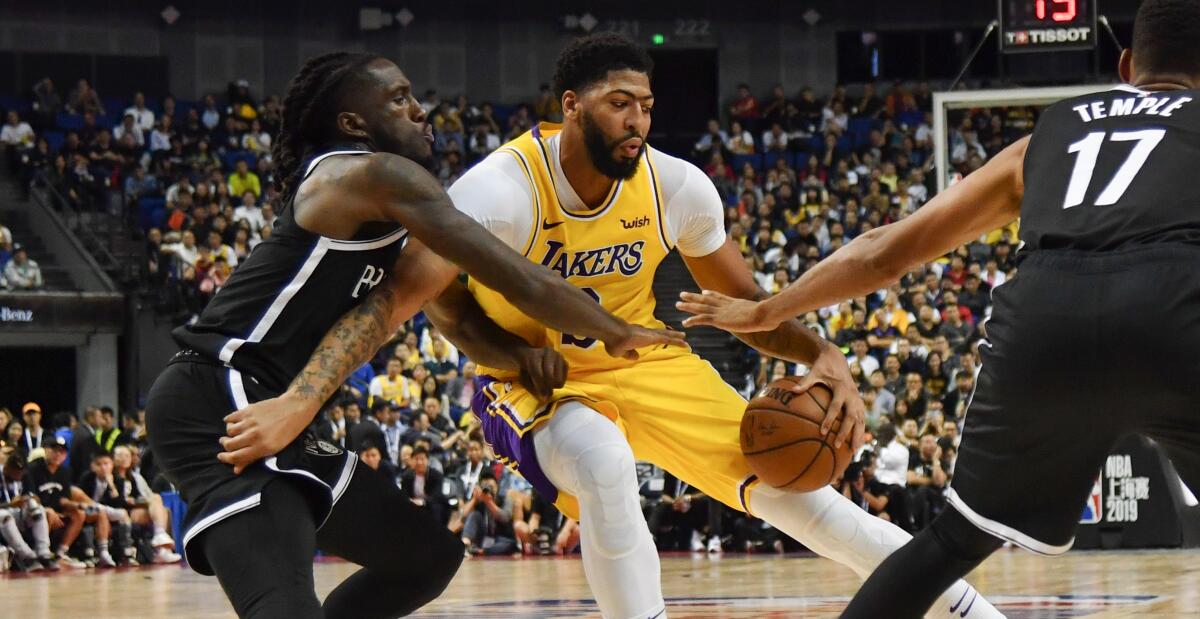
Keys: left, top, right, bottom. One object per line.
{"left": 676, "top": 290, "right": 782, "bottom": 333}
{"left": 604, "top": 324, "right": 688, "bottom": 360}
{"left": 793, "top": 342, "right": 867, "bottom": 453}
{"left": 516, "top": 347, "right": 568, "bottom": 401}
{"left": 218, "top": 393, "right": 315, "bottom": 474}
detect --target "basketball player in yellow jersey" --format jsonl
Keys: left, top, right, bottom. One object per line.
{"left": 427, "top": 34, "right": 1004, "bottom": 619}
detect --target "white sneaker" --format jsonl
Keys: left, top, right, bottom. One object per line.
{"left": 153, "top": 547, "right": 182, "bottom": 564}
{"left": 707, "top": 536, "right": 722, "bottom": 554}
{"left": 689, "top": 530, "right": 705, "bottom": 552}
{"left": 58, "top": 554, "right": 88, "bottom": 569}
{"left": 97, "top": 551, "right": 117, "bottom": 568}
{"left": 151, "top": 532, "right": 175, "bottom": 548}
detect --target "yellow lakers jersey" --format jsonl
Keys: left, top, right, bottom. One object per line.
{"left": 468, "top": 123, "right": 674, "bottom": 377}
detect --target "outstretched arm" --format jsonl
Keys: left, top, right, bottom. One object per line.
{"left": 682, "top": 240, "right": 866, "bottom": 451}
{"left": 683, "top": 240, "right": 827, "bottom": 365}
{"left": 679, "top": 136, "right": 1028, "bottom": 333}
{"left": 333, "top": 154, "right": 684, "bottom": 357}
{"left": 423, "top": 278, "right": 531, "bottom": 372}
{"left": 425, "top": 279, "right": 568, "bottom": 401}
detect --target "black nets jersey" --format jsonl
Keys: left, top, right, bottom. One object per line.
{"left": 173, "top": 149, "right": 407, "bottom": 393}
{"left": 1020, "top": 85, "right": 1200, "bottom": 252}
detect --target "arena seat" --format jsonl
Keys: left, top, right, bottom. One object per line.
{"left": 138, "top": 196, "right": 167, "bottom": 230}
{"left": 103, "top": 98, "right": 127, "bottom": 117}
{"left": 56, "top": 112, "right": 84, "bottom": 130}
{"left": 174, "top": 99, "right": 200, "bottom": 119}
{"left": 848, "top": 118, "right": 880, "bottom": 149}
{"left": 762, "top": 151, "right": 794, "bottom": 171}
{"left": 160, "top": 491, "right": 187, "bottom": 554}
{"left": 730, "top": 153, "right": 762, "bottom": 174}
{"left": 490, "top": 104, "right": 516, "bottom": 130}
{"left": 0, "top": 95, "right": 29, "bottom": 114}
{"left": 221, "top": 150, "right": 257, "bottom": 170}
{"left": 43, "top": 130, "right": 65, "bottom": 153}
{"left": 897, "top": 110, "right": 924, "bottom": 128}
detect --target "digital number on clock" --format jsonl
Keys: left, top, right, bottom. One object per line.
{"left": 999, "top": 0, "right": 1097, "bottom": 53}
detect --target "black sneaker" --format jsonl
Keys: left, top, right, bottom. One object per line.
{"left": 11, "top": 554, "right": 44, "bottom": 573}
{"left": 39, "top": 556, "right": 61, "bottom": 571}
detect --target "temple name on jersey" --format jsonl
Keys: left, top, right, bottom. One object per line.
{"left": 1073, "top": 94, "right": 1193, "bottom": 123}
{"left": 539, "top": 239, "right": 645, "bottom": 279}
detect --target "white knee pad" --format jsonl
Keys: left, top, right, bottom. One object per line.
{"left": 574, "top": 441, "right": 643, "bottom": 560}
{"left": 534, "top": 402, "right": 645, "bottom": 561}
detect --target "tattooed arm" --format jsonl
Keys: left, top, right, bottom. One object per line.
{"left": 218, "top": 239, "right": 461, "bottom": 473}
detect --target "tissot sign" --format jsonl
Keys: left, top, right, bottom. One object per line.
{"left": 999, "top": 0, "right": 1098, "bottom": 54}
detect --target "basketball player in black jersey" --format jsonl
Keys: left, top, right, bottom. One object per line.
{"left": 145, "top": 53, "right": 683, "bottom": 619}
{"left": 678, "top": 1, "right": 1200, "bottom": 616}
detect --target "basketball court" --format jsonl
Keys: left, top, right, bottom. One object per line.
{"left": 6, "top": 549, "right": 1198, "bottom": 618}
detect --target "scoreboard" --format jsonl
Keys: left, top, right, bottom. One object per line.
{"left": 999, "top": 0, "right": 1098, "bottom": 53}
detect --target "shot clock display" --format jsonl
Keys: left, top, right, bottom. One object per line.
{"left": 999, "top": 0, "right": 1098, "bottom": 53}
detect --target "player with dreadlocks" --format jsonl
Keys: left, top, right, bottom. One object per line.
{"left": 145, "top": 52, "right": 684, "bottom": 618}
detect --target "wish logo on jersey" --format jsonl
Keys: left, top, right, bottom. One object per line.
{"left": 539, "top": 239, "right": 645, "bottom": 279}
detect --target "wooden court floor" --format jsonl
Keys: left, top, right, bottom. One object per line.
{"left": 4, "top": 548, "right": 1199, "bottom": 618}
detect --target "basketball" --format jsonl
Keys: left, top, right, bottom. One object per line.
{"left": 740, "top": 378, "right": 853, "bottom": 493}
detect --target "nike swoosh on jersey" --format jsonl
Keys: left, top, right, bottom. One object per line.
{"left": 542, "top": 219, "right": 565, "bottom": 230}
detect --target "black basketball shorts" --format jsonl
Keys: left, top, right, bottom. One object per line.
{"left": 949, "top": 244, "right": 1200, "bottom": 555}
{"left": 145, "top": 351, "right": 357, "bottom": 575}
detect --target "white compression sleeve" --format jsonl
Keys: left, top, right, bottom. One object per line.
{"left": 749, "top": 485, "right": 1005, "bottom": 619}
{"left": 533, "top": 402, "right": 667, "bottom": 619}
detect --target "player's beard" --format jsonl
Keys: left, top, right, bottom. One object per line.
{"left": 581, "top": 110, "right": 642, "bottom": 180}
{"left": 372, "top": 122, "right": 435, "bottom": 168}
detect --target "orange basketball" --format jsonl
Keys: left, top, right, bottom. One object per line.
{"left": 740, "top": 377, "right": 853, "bottom": 493}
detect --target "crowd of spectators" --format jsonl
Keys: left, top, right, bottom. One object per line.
{"left": 0, "top": 402, "right": 181, "bottom": 572}
{"left": 4, "top": 78, "right": 538, "bottom": 309}
{"left": 0, "top": 71, "right": 1035, "bottom": 567}
{"left": 0, "top": 113, "right": 44, "bottom": 291}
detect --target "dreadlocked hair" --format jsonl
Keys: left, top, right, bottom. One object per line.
{"left": 272, "top": 52, "right": 383, "bottom": 206}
